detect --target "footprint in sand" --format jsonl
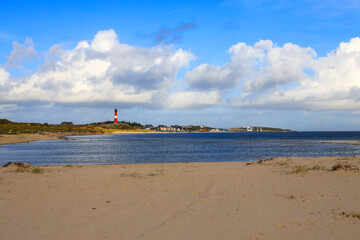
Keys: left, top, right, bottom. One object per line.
{"left": 249, "top": 232, "right": 265, "bottom": 239}
{"left": 304, "top": 220, "right": 316, "bottom": 225}
{"left": 276, "top": 223, "right": 287, "bottom": 228}
{"left": 278, "top": 220, "right": 316, "bottom": 228}
{"left": 292, "top": 221, "right": 301, "bottom": 226}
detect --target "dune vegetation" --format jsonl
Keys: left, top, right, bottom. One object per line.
{"left": 0, "top": 119, "right": 146, "bottom": 135}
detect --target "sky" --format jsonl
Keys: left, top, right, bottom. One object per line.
{"left": 1, "top": 0, "right": 360, "bottom": 130}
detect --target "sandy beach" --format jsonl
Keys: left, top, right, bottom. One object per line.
{"left": 0, "top": 133, "right": 66, "bottom": 145}
{"left": 0, "top": 131, "right": 153, "bottom": 145}
{"left": 1, "top": 156, "right": 359, "bottom": 240}
{"left": 2, "top": 132, "right": 359, "bottom": 146}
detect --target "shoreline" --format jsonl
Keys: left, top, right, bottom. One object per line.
{"left": 0, "top": 131, "right": 155, "bottom": 145}
{"left": 2, "top": 155, "right": 360, "bottom": 167}
{"left": 0, "top": 132, "right": 71, "bottom": 145}
{"left": 322, "top": 141, "right": 360, "bottom": 145}
{"left": 1, "top": 156, "right": 359, "bottom": 240}
{"left": 2, "top": 131, "right": 360, "bottom": 146}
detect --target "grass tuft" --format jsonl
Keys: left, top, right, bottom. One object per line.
{"left": 120, "top": 173, "right": 141, "bottom": 178}
{"left": 64, "top": 164, "right": 73, "bottom": 167}
{"left": 15, "top": 166, "right": 29, "bottom": 173}
{"left": 31, "top": 167, "right": 44, "bottom": 174}
{"left": 290, "top": 165, "right": 310, "bottom": 174}
{"left": 14, "top": 165, "right": 44, "bottom": 174}
{"left": 277, "top": 161, "right": 289, "bottom": 167}
{"left": 290, "top": 165, "right": 327, "bottom": 174}
{"left": 342, "top": 211, "right": 360, "bottom": 219}
{"left": 311, "top": 165, "right": 327, "bottom": 171}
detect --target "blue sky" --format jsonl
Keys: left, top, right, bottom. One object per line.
{"left": 1, "top": 0, "right": 360, "bottom": 130}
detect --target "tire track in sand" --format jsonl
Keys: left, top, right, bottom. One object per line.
{"left": 133, "top": 175, "right": 215, "bottom": 240}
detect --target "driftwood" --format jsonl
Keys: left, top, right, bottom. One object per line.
{"left": 331, "top": 163, "right": 359, "bottom": 172}
{"left": 246, "top": 157, "right": 275, "bottom": 166}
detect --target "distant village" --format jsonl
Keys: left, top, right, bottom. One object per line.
{"left": 143, "top": 124, "right": 227, "bottom": 132}
{"left": 109, "top": 109, "right": 268, "bottom": 133}
{"left": 143, "top": 125, "right": 264, "bottom": 133}
{"left": 81, "top": 109, "right": 294, "bottom": 133}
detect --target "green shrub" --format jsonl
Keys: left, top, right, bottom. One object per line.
{"left": 31, "top": 167, "right": 44, "bottom": 174}
{"left": 120, "top": 173, "right": 141, "bottom": 178}
{"left": 290, "top": 165, "right": 310, "bottom": 174}
{"left": 15, "top": 166, "right": 29, "bottom": 173}
{"left": 277, "top": 161, "right": 289, "bottom": 167}
{"left": 311, "top": 165, "right": 326, "bottom": 171}
{"left": 290, "top": 165, "right": 327, "bottom": 174}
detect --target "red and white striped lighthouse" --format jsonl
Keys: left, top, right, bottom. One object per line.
{"left": 114, "top": 108, "right": 118, "bottom": 123}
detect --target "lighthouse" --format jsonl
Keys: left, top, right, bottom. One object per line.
{"left": 114, "top": 108, "right": 118, "bottom": 123}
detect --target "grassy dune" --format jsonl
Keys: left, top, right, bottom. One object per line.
{"left": 0, "top": 119, "right": 145, "bottom": 135}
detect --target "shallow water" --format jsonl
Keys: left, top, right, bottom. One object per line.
{"left": 1, "top": 132, "right": 360, "bottom": 165}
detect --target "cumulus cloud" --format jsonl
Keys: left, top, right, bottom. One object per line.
{"left": 181, "top": 39, "right": 315, "bottom": 102}
{"left": 167, "top": 90, "right": 222, "bottom": 109}
{"left": 0, "top": 68, "right": 10, "bottom": 85}
{"left": 228, "top": 37, "right": 360, "bottom": 111}
{"left": 0, "top": 30, "right": 194, "bottom": 108}
{"left": 235, "top": 41, "right": 316, "bottom": 91}
{"left": 5, "top": 37, "right": 38, "bottom": 69}
{"left": 91, "top": 29, "right": 118, "bottom": 52}
{"left": 2, "top": 31, "right": 360, "bottom": 113}
{"left": 185, "top": 64, "right": 235, "bottom": 90}
{"left": 180, "top": 36, "right": 360, "bottom": 111}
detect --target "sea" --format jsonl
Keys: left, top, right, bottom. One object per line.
{"left": 1, "top": 132, "right": 360, "bottom": 166}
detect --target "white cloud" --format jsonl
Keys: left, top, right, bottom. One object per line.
{"left": 91, "top": 29, "right": 118, "bottom": 52}
{"left": 167, "top": 90, "right": 222, "bottom": 109}
{"left": 0, "top": 68, "right": 10, "bottom": 85}
{"left": 5, "top": 37, "right": 38, "bottom": 69}
{"left": 179, "top": 36, "right": 360, "bottom": 111}
{"left": 229, "top": 37, "right": 360, "bottom": 111}
{"left": 185, "top": 64, "right": 235, "bottom": 90}
{"left": 1, "top": 31, "right": 360, "bottom": 113}
{"left": 239, "top": 42, "right": 316, "bottom": 91}
{"left": 0, "top": 29, "right": 194, "bottom": 108}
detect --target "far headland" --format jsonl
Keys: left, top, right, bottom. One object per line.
{"left": 0, "top": 109, "right": 294, "bottom": 145}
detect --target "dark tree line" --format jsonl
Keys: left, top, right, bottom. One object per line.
{"left": 119, "top": 121, "right": 142, "bottom": 127}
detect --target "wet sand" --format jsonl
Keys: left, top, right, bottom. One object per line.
{"left": 0, "top": 131, "right": 153, "bottom": 145}
{"left": 1, "top": 156, "right": 359, "bottom": 240}
{"left": 322, "top": 141, "right": 360, "bottom": 145}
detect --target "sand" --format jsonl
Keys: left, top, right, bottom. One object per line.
{"left": 322, "top": 141, "right": 360, "bottom": 145}
{"left": 2, "top": 133, "right": 357, "bottom": 146}
{"left": 1, "top": 156, "right": 360, "bottom": 240}
{"left": 0, "top": 133, "right": 66, "bottom": 145}
{"left": 0, "top": 131, "right": 154, "bottom": 145}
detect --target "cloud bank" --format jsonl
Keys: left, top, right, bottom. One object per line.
{"left": 1, "top": 29, "right": 360, "bottom": 113}
{"left": 178, "top": 37, "right": 360, "bottom": 111}
{"left": 0, "top": 30, "right": 194, "bottom": 107}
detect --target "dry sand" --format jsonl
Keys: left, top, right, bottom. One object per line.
{"left": 0, "top": 133, "right": 66, "bottom": 145}
{"left": 1, "top": 156, "right": 360, "bottom": 240}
